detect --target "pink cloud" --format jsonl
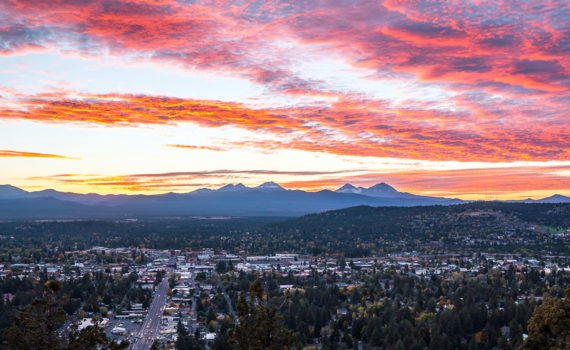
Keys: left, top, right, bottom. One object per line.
{"left": 1, "top": 91, "right": 568, "bottom": 162}
{"left": 0, "top": 0, "right": 567, "bottom": 163}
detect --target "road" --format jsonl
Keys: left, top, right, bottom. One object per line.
{"left": 130, "top": 276, "right": 170, "bottom": 350}
{"left": 212, "top": 271, "right": 238, "bottom": 323}
{"left": 188, "top": 270, "right": 197, "bottom": 333}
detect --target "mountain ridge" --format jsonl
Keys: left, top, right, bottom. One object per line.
{"left": 0, "top": 183, "right": 567, "bottom": 219}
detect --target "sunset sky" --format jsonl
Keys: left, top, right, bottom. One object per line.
{"left": 0, "top": 0, "right": 568, "bottom": 200}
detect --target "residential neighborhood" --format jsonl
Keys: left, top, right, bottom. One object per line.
{"left": 2, "top": 245, "right": 568, "bottom": 349}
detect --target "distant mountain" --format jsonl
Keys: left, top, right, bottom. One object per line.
{"left": 0, "top": 183, "right": 565, "bottom": 219}
{"left": 514, "top": 194, "right": 570, "bottom": 204}
{"left": 0, "top": 185, "right": 30, "bottom": 199}
{"left": 335, "top": 183, "right": 453, "bottom": 202}
{"left": 217, "top": 183, "right": 248, "bottom": 192}
{"left": 255, "top": 181, "right": 285, "bottom": 191}
{"left": 335, "top": 182, "right": 403, "bottom": 197}
{"left": 336, "top": 182, "right": 397, "bottom": 193}
{"left": 365, "top": 182, "right": 399, "bottom": 195}
{"left": 336, "top": 183, "right": 363, "bottom": 194}
{"left": 0, "top": 197, "right": 95, "bottom": 219}
{"left": 0, "top": 185, "right": 134, "bottom": 206}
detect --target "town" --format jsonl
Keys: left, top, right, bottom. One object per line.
{"left": 2, "top": 244, "right": 568, "bottom": 349}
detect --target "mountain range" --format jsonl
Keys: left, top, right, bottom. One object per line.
{"left": 0, "top": 183, "right": 567, "bottom": 219}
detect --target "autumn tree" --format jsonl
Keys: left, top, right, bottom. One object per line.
{"left": 518, "top": 287, "right": 570, "bottom": 350}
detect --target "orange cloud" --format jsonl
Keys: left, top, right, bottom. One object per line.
{"left": 0, "top": 0, "right": 568, "bottom": 166}
{"left": 0, "top": 0, "right": 567, "bottom": 98}
{"left": 19, "top": 166, "right": 569, "bottom": 199}
{"left": 284, "top": 166, "right": 570, "bottom": 199}
{"left": 166, "top": 144, "right": 227, "bottom": 152}
{"left": 25, "top": 168, "right": 363, "bottom": 193}
{"left": 1, "top": 91, "right": 568, "bottom": 162}
{"left": 0, "top": 150, "right": 78, "bottom": 159}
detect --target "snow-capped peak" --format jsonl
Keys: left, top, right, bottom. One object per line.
{"left": 367, "top": 183, "right": 397, "bottom": 193}
{"left": 217, "top": 183, "right": 248, "bottom": 191}
{"left": 336, "top": 184, "right": 362, "bottom": 194}
{"left": 255, "top": 182, "right": 285, "bottom": 191}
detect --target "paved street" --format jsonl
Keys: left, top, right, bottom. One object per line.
{"left": 212, "top": 271, "right": 238, "bottom": 323}
{"left": 188, "top": 271, "right": 197, "bottom": 333}
{"left": 130, "top": 276, "right": 170, "bottom": 350}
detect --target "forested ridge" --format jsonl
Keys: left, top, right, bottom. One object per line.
{"left": 1, "top": 203, "right": 567, "bottom": 257}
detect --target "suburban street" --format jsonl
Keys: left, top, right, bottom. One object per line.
{"left": 130, "top": 275, "right": 170, "bottom": 350}
{"left": 189, "top": 271, "right": 197, "bottom": 333}
{"left": 212, "top": 271, "right": 238, "bottom": 323}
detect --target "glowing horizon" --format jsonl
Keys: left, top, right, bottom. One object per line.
{"left": 0, "top": 0, "right": 568, "bottom": 200}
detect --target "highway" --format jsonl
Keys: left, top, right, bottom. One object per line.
{"left": 130, "top": 276, "right": 170, "bottom": 350}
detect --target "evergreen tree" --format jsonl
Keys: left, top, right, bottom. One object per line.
{"left": 150, "top": 339, "right": 161, "bottom": 350}
{"left": 4, "top": 280, "right": 127, "bottom": 350}
{"left": 229, "top": 279, "right": 296, "bottom": 350}
{"left": 4, "top": 280, "right": 66, "bottom": 350}
{"left": 176, "top": 319, "right": 204, "bottom": 350}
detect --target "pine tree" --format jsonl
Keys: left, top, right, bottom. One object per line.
{"left": 229, "top": 279, "right": 296, "bottom": 350}
{"left": 150, "top": 339, "right": 161, "bottom": 350}
{"left": 3, "top": 280, "right": 127, "bottom": 350}
{"left": 176, "top": 319, "right": 204, "bottom": 350}
{"left": 4, "top": 281, "right": 66, "bottom": 350}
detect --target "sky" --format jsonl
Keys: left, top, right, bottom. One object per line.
{"left": 0, "top": 0, "right": 568, "bottom": 200}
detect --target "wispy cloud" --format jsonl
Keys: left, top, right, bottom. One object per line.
{"left": 25, "top": 168, "right": 365, "bottom": 192}
{"left": 1, "top": 0, "right": 568, "bottom": 198}
{"left": 166, "top": 144, "right": 227, "bottom": 152}
{"left": 20, "top": 165, "right": 570, "bottom": 199}
{"left": 2, "top": 91, "right": 567, "bottom": 162}
{"left": 127, "top": 169, "right": 363, "bottom": 178}
{"left": 283, "top": 165, "right": 570, "bottom": 199}
{"left": 0, "top": 0, "right": 567, "bottom": 102}
{"left": 0, "top": 150, "right": 78, "bottom": 159}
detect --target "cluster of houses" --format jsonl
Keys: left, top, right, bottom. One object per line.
{"left": 2, "top": 246, "right": 568, "bottom": 347}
